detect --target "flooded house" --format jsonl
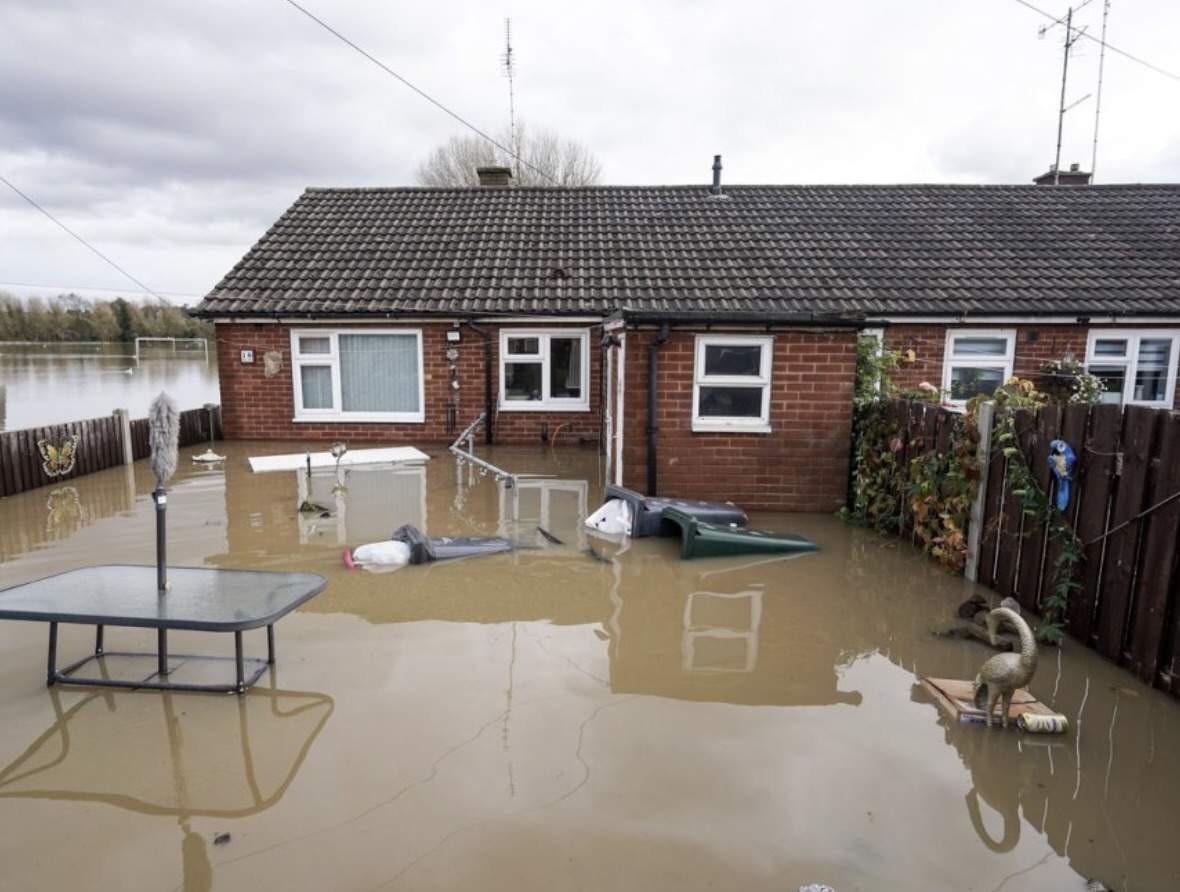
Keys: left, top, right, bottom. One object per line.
{"left": 193, "top": 162, "right": 1180, "bottom": 511}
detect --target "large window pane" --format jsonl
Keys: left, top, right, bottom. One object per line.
{"left": 952, "top": 337, "right": 1008, "bottom": 357}
{"left": 948, "top": 366, "right": 1003, "bottom": 400}
{"left": 300, "top": 365, "right": 333, "bottom": 409}
{"left": 549, "top": 337, "right": 582, "bottom": 399}
{"left": 1134, "top": 339, "right": 1172, "bottom": 402}
{"left": 504, "top": 362, "right": 542, "bottom": 401}
{"left": 339, "top": 334, "right": 419, "bottom": 413}
{"left": 698, "top": 386, "right": 763, "bottom": 418}
{"left": 1088, "top": 365, "right": 1125, "bottom": 404}
{"left": 704, "top": 344, "right": 762, "bottom": 376}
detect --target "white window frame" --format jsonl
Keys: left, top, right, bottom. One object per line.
{"left": 1085, "top": 329, "right": 1180, "bottom": 408}
{"left": 498, "top": 329, "right": 591, "bottom": 412}
{"left": 941, "top": 329, "right": 1016, "bottom": 408}
{"left": 691, "top": 334, "right": 773, "bottom": 433}
{"left": 290, "top": 328, "right": 425, "bottom": 423}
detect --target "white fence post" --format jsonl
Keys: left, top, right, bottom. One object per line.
{"left": 113, "top": 408, "right": 134, "bottom": 465}
{"left": 964, "top": 400, "right": 994, "bottom": 582}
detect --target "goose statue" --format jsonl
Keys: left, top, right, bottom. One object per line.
{"left": 973, "top": 607, "right": 1038, "bottom": 728}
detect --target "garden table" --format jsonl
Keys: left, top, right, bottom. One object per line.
{"left": 0, "top": 565, "right": 327, "bottom": 694}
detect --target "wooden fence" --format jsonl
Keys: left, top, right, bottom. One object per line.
{"left": 0, "top": 405, "right": 221, "bottom": 498}
{"left": 871, "top": 398, "right": 1180, "bottom": 696}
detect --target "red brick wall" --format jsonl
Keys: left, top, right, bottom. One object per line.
{"left": 214, "top": 322, "right": 603, "bottom": 444}
{"left": 618, "top": 329, "right": 856, "bottom": 512}
{"left": 882, "top": 323, "right": 1180, "bottom": 408}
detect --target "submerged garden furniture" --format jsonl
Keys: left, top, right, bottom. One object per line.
{"left": 0, "top": 565, "right": 326, "bottom": 694}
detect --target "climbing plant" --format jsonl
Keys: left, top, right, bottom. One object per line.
{"left": 844, "top": 396, "right": 980, "bottom": 573}
{"left": 986, "top": 377, "right": 1084, "bottom": 643}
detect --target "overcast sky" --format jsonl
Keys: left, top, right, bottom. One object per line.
{"left": 2, "top": 0, "right": 1178, "bottom": 305}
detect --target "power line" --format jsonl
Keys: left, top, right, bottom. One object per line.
{"left": 279, "top": 0, "right": 560, "bottom": 185}
{"left": 0, "top": 173, "right": 166, "bottom": 300}
{"left": 0, "top": 280, "right": 201, "bottom": 299}
{"left": 1014, "top": 0, "right": 1180, "bottom": 84}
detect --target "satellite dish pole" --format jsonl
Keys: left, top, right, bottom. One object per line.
{"left": 1090, "top": 0, "right": 1112, "bottom": 182}
{"left": 501, "top": 18, "right": 518, "bottom": 180}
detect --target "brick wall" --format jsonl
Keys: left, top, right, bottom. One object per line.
{"left": 214, "top": 321, "right": 603, "bottom": 445}
{"left": 882, "top": 323, "right": 1180, "bottom": 408}
{"left": 618, "top": 328, "right": 857, "bottom": 512}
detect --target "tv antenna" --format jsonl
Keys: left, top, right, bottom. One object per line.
{"left": 1090, "top": 0, "right": 1111, "bottom": 181}
{"left": 1039, "top": 3, "right": 1092, "bottom": 184}
{"left": 501, "top": 18, "right": 518, "bottom": 179}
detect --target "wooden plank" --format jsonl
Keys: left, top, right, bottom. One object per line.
{"left": 994, "top": 408, "right": 1035, "bottom": 598}
{"left": 1071, "top": 404, "right": 1121, "bottom": 641}
{"left": 977, "top": 405, "right": 1006, "bottom": 588}
{"left": 1128, "top": 411, "right": 1180, "bottom": 684}
{"left": 8, "top": 429, "right": 26, "bottom": 495}
{"left": 1041, "top": 403, "right": 1089, "bottom": 612}
{"left": 1096, "top": 405, "right": 1157, "bottom": 662}
{"left": 0, "top": 432, "right": 13, "bottom": 497}
{"left": 1015, "top": 405, "right": 1061, "bottom": 612}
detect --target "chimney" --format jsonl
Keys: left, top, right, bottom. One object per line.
{"left": 710, "top": 154, "right": 723, "bottom": 195}
{"left": 476, "top": 166, "right": 513, "bottom": 187}
{"left": 1032, "top": 161, "right": 1092, "bottom": 186}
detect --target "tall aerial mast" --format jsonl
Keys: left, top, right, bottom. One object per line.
{"left": 501, "top": 18, "right": 518, "bottom": 179}
{"left": 1039, "top": 3, "right": 1091, "bottom": 184}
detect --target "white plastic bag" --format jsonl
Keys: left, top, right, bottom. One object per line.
{"left": 584, "top": 498, "right": 632, "bottom": 540}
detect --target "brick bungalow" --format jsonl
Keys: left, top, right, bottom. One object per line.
{"left": 193, "top": 164, "right": 1180, "bottom": 512}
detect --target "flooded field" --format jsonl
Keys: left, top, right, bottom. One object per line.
{"left": 0, "top": 441, "right": 1178, "bottom": 891}
{"left": 0, "top": 342, "right": 219, "bottom": 430}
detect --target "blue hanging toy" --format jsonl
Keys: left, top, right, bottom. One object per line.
{"left": 1047, "top": 439, "right": 1077, "bottom": 511}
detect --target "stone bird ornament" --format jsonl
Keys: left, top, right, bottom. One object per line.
{"left": 972, "top": 607, "right": 1038, "bottom": 728}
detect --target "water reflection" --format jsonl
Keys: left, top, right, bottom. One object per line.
{"left": 0, "top": 682, "right": 333, "bottom": 816}
{"left": 5, "top": 442, "right": 1180, "bottom": 889}
{"left": 0, "top": 680, "right": 332, "bottom": 891}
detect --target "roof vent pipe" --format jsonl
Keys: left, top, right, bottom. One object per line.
{"left": 710, "top": 155, "right": 722, "bottom": 195}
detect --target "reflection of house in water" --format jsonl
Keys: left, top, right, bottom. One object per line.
{"left": 296, "top": 465, "right": 427, "bottom": 546}
{"left": 604, "top": 554, "right": 862, "bottom": 707}
{"left": 498, "top": 477, "right": 588, "bottom": 546}
{"left": 0, "top": 683, "right": 332, "bottom": 891}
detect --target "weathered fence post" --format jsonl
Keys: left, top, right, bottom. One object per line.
{"left": 964, "top": 400, "right": 994, "bottom": 582}
{"left": 113, "top": 408, "right": 133, "bottom": 465}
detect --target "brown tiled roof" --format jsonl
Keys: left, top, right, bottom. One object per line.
{"left": 194, "top": 184, "right": 1180, "bottom": 319}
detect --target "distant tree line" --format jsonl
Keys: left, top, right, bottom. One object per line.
{"left": 0, "top": 292, "right": 212, "bottom": 343}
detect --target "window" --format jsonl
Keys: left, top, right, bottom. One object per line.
{"left": 941, "top": 330, "right": 1015, "bottom": 406}
{"left": 290, "top": 329, "right": 424, "bottom": 422}
{"left": 692, "top": 335, "right": 773, "bottom": 432}
{"left": 1085, "top": 330, "right": 1180, "bottom": 407}
{"left": 498, "top": 329, "right": 590, "bottom": 411}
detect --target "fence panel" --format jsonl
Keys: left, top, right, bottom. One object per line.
{"left": 0, "top": 405, "right": 221, "bottom": 497}
{"left": 1129, "top": 411, "right": 1180, "bottom": 683}
{"left": 1071, "top": 404, "right": 1121, "bottom": 642}
{"left": 1095, "top": 406, "right": 1157, "bottom": 661}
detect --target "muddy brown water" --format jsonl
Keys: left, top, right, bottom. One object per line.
{"left": 0, "top": 442, "right": 1178, "bottom": 891}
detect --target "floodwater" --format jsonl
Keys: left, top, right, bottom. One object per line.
{"left": 0, "top": 342, "right": 219, "bottom": 430}
{"left": 0, "top": 442, "right": 1178, "bottom": 892}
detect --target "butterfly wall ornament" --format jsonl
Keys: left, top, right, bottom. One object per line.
{"left": 36, "top": 434, "right": 80, "bottom": 478}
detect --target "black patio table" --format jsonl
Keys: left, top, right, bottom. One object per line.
{"left": 0, "top": 565, "right": 327, "bottom": 694}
